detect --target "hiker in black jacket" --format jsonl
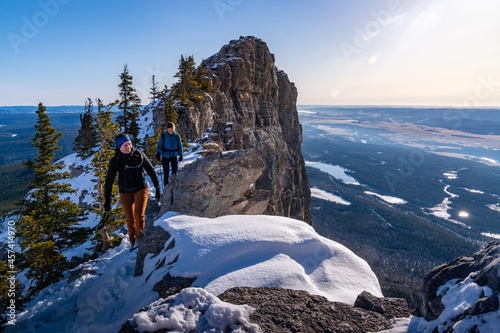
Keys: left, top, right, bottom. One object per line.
{"left": 104, "top": 133, "right": 161, "bottom": 246}
{"left": 156, "top": 122, "right": 183, "bottom": 186}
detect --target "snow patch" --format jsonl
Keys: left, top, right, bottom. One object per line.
{"left": 311, "top": 187, "right": 351, "bottom": 205}
{"left": 365, "top": 191, "right": 407, "bottom": 204}
{"left": 487, "top": 203, "right": 500, "bottom": 212}
{"left": 306, "top": 161, "right": 360, "bottom": 185}
{"left": 443, "top": 171, "right": 458, "bottom": 180}
{"left": 131, "top": 288, "right": 261, "bottom": 333}
{"left": 481, "top": 232, "right": 500, "bottom": 240}
{"left": 409, "top": 276, "right": 498, "bottom": 332}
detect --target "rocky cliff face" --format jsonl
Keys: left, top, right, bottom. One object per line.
{"left": 157, "top": 36, "right": 311, "bottom": 223}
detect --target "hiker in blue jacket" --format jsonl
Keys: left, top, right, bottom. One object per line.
{"left": 156, "top": 122, "right": 183, "bottom": 186}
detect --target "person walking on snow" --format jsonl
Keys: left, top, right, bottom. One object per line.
{"left": 156, "top": 122, "right": 183, "bottom": 186}
{"left": 104, "top": 133, "right": 161, "bottom": 246}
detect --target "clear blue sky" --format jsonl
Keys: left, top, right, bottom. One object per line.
{"left": 1, "top": 0, "right": 499, "bottom": 107}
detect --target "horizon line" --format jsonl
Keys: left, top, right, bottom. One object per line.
{"left": 2, "top": 104, "right": 500, "bottom": 109}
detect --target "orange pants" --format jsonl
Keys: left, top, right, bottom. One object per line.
{"left": 120, "top": 188, "right": 148, "bottom": 246}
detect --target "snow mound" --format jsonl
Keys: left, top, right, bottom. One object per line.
{"left": 152, "top": 213, "right": 382, "bottom": 304}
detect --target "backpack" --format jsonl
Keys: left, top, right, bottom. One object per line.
{"left": 161, "top": 132, "right": 181, "bottom": 158}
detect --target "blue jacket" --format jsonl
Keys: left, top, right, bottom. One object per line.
{"left": 157, "top": 131, "right": 183, "bottom": 158}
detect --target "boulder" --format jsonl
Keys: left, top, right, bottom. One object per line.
{"left": 354, "top": 291, "right": 411, "bottom": 319}
{"left": 218, "top": 287, "right": 405, "bottom": 333}
{"left": 134, "top": 215, "right": 172, "bottom": 276}
{"left": 159, "top": 148, "right": 268, "bottom": 218}
{"left": 416, "top": 240, "right": 500, "bottom": 321}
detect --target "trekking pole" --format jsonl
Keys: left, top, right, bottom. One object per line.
{"left": 159, "top": 161, "right": 163, "bottom": 188}
{"left": 91, "top": 211, "right": 110, "bottom": 231}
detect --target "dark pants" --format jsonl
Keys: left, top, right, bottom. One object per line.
{"left": 162, "top": 156, "right": 178, "bottom": 186}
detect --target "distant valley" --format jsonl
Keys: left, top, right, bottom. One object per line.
{"left": 299, "top": 106, "right": 500, "bottom": 306}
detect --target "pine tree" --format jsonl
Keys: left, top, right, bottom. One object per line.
{"left": 117, "top": 64, "right": 142, "bottom": 146}
{"left": 162, "top": 85, "right": 178, "bottom": 126}
{"left": 90, "top": 99, "right": 125, "bottom": 253}
{"left": 23, "top": 241, "right": 69, "bottom": 293}
{"left": 128, "top": 105, "right": 141, "bottom": 148}
{"left": 150, "top": 75, "right": 160, "bottom": 102}
{"left": 73, "top": 98, "right": 99, "bottom": 159}
{"left": 171, "top": 55, "right": 210, "bottom": 108}
{"left": 145, "top": 128, "right": 162, "bottom": 166}
{"left": 17, "top": 103, "right": 85, "bottom": 292}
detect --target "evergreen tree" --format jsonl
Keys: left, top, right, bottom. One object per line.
{"left": 161, "top": 85, "right": 178, "bottom": 126}
{"left": 128, "top": 105, "right": 141, "bottom": 148}
{"left": 150, "top": 75, "right": 160, "bottom": 102}
{"left": 171, "top": 55, "right": 210, "bottom": 108}
{"left": 23, "top": 241, "right": 69, "bottom": 293}
{"left": 117, "top": 64, "right": 142, "bottom": 146}
{"left": 17, "top": 103, "right": 85, "bottom": 292}
{"left": 73, "top": 98, "right": 99, "bottom": 159}
{"left": 90, "top": 99, "right": 125, "bottom": 253}
{"left": 145, "top": 128, "right": 162, "bottom": 166}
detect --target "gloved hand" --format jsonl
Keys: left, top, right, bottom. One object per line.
{"left": 178, "top": 155, "right": 183, "bottom": 162}
{"left": 156, "top": 152, "right": 161, "bottom": 162}
{"left": 155, "top": 188, "right": 161, "bottom": 201}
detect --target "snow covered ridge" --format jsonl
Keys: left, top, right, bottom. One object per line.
{"left": 6, "top": 213, "right": 382, "bottom": 332}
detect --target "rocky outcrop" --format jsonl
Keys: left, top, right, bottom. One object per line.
{"left": 416, "top": 240, "right": 500, "bottom": 322}
{"left": 119, "top": 287, "right": 410, "bottom": 333}
{"left": 134, "top": 213, "right": 172, "bottom": 276}
{"left": 159, "top": 148, "right": 267, "bottom": 217}
{"left": 156, "top": 36, "right": 311, "bottom": 223}
{"left": 218, "top": 287, "right": 409, "bottom": 333}
{"left": 354, "top": 291, "right": 411, "bottom": 319}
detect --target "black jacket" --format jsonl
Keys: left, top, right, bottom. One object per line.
{"left": 104, "top": 148, "right": 160, "bottom": 208}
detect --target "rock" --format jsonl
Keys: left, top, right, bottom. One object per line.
{"left": 416, "top": 240, "right": 500, "bottom": 321}
{"left": 462, "top": 293, "right": 500, "bottom": 317}
{"left": 354, "top": 291, "right": 411, "bottom": 319}
{"left": 152, "top": 273, "right": 196, "bottom": 299}
{"left": 69, "top": 252, "right": 92, "bottom": 269}
{"left": 67, "top": 267, "right": 96, "bottom": 285}
{"left": 159, "top": 148, "right": 268, "bottom": 218}
{"left": 153, "top": 36, "right": 311, "bottom": 223}
{"left": 134, "top": 216, "right": 172, "bottom": 276}
{"left": 218, "top": 287, "right": 397, "bottom": 333}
